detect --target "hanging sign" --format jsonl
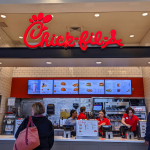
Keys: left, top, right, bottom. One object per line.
{"left": 24, "top": 13, "right": 124, "bottom": 51}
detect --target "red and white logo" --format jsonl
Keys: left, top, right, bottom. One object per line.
{"left": 24, "top": 12, "right": 124, "bottom": 51}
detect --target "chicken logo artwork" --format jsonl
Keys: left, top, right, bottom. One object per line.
{"left": 24, "top": 12, "right": 124, "bottom": 51}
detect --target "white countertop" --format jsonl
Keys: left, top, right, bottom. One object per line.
{"left": 0, "top": 135, "right": 145, "bottom": 143}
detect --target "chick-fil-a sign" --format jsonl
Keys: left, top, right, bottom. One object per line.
{"left": 24, "top": 13, "right": 124, "bottom": 51}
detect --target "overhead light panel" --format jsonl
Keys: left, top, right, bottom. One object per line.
{"left": 0, "top": 62, "right": 2, "bottom": 64}
{"left": 1, "top": 15, "right": 6, "bottom": 18}
{"left": 96, "top": 62, "right": 102, "bottom": 64}
{"left": 142, "top": 13, "right": 148, "bottom": 16}
{"left": 46, "top": 62, "right": 52, "bottom": 64}
{"left": 94, "top": 14, "right": 100, "bottom": 17}
{"left": 19, "top": 36, "right": 23, "bottom": 39}
{"left": 130, "top": 35, "right": 134, "bottom": 37}
{"left": 148, "top": 62, "right": 150, "bottom": 64}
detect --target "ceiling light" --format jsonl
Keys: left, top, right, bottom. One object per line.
{"left": 1, "top": 15, "right": 6, "bottom": 18}
{"left": 148, "top": 62, "right": 150, "bottom": 64}
{"left": 93, "top": 36, "right": 95, "bottom": 38}
{"left": 94, "top": 14, "right": 100, "bottom": 17}
{"left": 0, "top": 62, "right": 2, "bottom": 64}
{"left": 46, "top": 62, "right": 52, "bottom": 64}
{"left": 130, "top": 35, "right": 134, "bottom": 37}
{"left": 52, "top": 15, "right": 54, "bottom": 17}
{"left": 19, "top": 36, "right": 23, "bottom": 39}
{"left": 142, "top": 13, "right": 148, "bottom": 16}
{"left": 56, "top": 36, "right": 58, "bottom": 38}
{"left": 96, "top": 62, "right": 102, "bottom": 64}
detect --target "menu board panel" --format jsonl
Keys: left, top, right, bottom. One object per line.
{"left": 105, "top": 80, "right": 132, "bottom": 95}
{"left": 54, "top": 80, "right": 78, "bottom": 94}
{"left": 140, "top": 121, "right": 146, "bottom": 137}
{"left": 79, "top": 80, "right": 104, "bottom": 94}
{"left": 76, "top": 120, "right": 98, "bottom": 136}
{"left": 28, "top": 80, "right": 53, "bottom": 94}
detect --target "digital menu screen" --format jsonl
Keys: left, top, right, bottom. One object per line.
{"left": 28, "top": 80, "right": 53, "bottom": 94}
{"left": 54, "top": 80, "right": 79, "bottom": 94}
{"left": 105, "top": 80, "right": 132, "bottom": 95}
{"left": 79, "top": 80, "right": 105, "bottom": 94}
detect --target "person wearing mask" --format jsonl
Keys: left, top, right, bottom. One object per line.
{"left": 15, "top": 102, "right": 54, "bottom": 150}
{"left": 65, "top": 109, "right": 77, "bottom": 136}
{"left": 144, "top": 112, "right": 150, "bottom": 149}
{"left": 77, "top": 107, "right": 87, "bottom": 120}
{"left": 97, "top": 109, "right": 111, "bottom": 135}
{"left": 121, "top": 107, "right": 139, "bottom": 137}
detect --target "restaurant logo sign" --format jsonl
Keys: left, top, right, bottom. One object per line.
{"left": 24, "top": 13, "right": 124, "bottom": 51}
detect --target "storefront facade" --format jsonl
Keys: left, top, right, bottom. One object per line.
{"left": 0, "top": 0, "right": 150, "bottom": 150}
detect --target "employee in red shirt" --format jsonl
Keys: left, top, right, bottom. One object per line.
{"left": 97, "top": 109, "right": 111, "bottom": 135}
{"left": 77, "top": 107, "right": 87, "bottom": 120}
{"left": 121, "top": 107, "right": 139, "bottom": 136}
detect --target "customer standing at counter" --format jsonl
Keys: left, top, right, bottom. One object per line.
{"left": 97, "top": 109, "right": 111, "bottom": 135}
{"left": 15, "top": 102, "right": 54, "bottom": 150}
{"left": 121, "top": 107, "right": 139, "bottom": 136}
{"left": 77, "top": 107, "right": 87, "bottom": 120}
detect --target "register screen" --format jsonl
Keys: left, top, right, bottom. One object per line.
{"left": 93, "top": 105, "right": 102, "bottom": 111}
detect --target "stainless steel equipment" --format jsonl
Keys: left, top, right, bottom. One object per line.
{"left": 131, "top": 106, "right": 147, "bottom": 120}
{"left": 105, "top": 102, "right": 129, "bottom": 131}
{"left": 2, "top": 112, "right": 15, "bottom": 135}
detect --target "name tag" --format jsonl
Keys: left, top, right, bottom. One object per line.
{"left": 126, "top": 117, "right": 128, "bottom": 119}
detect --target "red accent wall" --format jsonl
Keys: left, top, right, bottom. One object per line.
{"left": 10, "top": 77, "right": 144, "bottom": 98}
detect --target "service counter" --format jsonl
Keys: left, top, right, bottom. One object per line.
{"left": 0, "top": 135, "right": 147, "bottom": 150}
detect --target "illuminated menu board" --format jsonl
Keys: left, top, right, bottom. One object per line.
{"left": 79, "top": 80, "right": 105, "bottom": 94}
{"left": 28, "top": 80, "right": 53, "bottom": 94}
{"left": 105, "top": 80, "right": 132, "bottom": 95}
{"left": 54, "top": 80, "right": 79, "bottom": 94}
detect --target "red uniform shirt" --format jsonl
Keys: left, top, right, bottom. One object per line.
{"left": 77, "top": 112, "right": 87, "bottom": 120}
{"left": 123, "top": 113, "right": 139, "bottom": 131}
{"left": 97, "top": 118, "right": 111, "bottom": 134}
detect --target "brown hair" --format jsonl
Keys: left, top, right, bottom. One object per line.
{"left": 32, "top": 102, "right": 45, "bottom": 115}
{"left": 80, "top": 107, "right": 86, "bottom": 112}
{"left": 99, "top": 109, "right": 106, "bottom": 118}
{"left": 126, "top": 107, "right": 135, "bottom": 114}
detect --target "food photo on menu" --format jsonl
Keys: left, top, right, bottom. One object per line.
{"left": 54, "top": 80, "right": 79, "bottom": 94}
{"left": 105, "top": 80, "right": 132, "bottom": 95}
{"left": 28, "top": 80, "right": 53, "bottom": 94}
{"left": 79, "top": 80, "right": 105, "bottom": 94}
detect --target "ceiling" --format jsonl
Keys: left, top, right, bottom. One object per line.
{"left": 0, "top": 12, "right": 150, "bottom": 45}
{"left": 0, "top": 58, "right": 150, "bottom": 67}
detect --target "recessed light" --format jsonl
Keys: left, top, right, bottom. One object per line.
{"left": 148, "top": 62, "right": 150, "bottom": 64}
{"left": 130, "top": 35, "right": 134, "bottom": 37}
{"left": 142, "top": 13, "right": 148, "bottom": 16}
{"left": 93, "top": 36, "right": 95, "bottom": 38}
{"left": 94, "top": 14, "right": 100, "bottom": 17}
{"left": 1, "top": 15, "right": 6, "bottom": 18}
{"left": 46, "top": 62, "right": 52, "bottom": 64}
{"left": 96, "top": 62, "right": 102, "bottom": 64}
{"left": 52, "top": 15, "right": 54, "bottom": 17}
{"left": 56, "top": 36, "right": 58, "bottom": 38}
{"left": 0, "top": 62, "right": 2, "bottom": 64}
{"left": 19, "top": 36, "right": 23, "bottom": 39}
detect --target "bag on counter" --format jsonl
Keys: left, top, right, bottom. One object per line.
{"left": 13, "top": 116, "right": 40, "bottom": 150}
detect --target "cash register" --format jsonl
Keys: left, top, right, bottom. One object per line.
{"left": 63, "top": 125, "right": 74, "bottom": 138}
{"left": 101, "top": 125, "right": 113, "bottom": 139}
{"left": 120, "top": 126, "right": 134, "bottom": 139}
